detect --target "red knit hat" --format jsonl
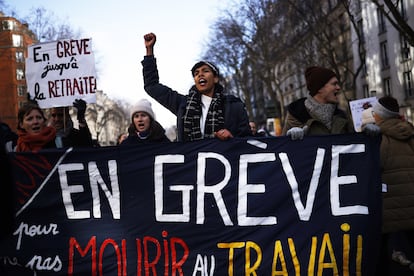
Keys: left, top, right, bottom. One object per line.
{"left": 305, "top": 66, "right": 337, "bottom": 96}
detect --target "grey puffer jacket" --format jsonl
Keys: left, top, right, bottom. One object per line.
{"left": 378, "top": 118, "right": 414, "bottom": 233}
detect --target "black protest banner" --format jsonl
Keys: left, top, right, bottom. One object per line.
{"left": 0, "top": 134, "right": 382, "bottom": 275}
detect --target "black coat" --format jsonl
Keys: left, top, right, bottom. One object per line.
{"left": 0, "top": 122, "right": 17, "bottom": 152}
{"left": 142, "top": 56, "right": 251, "bottom": 141}
{"left": 121, "top": 120, "right": 170, "bottom": 145}
{"left": 60, "top": 125, "right": 93, "bottom": 148}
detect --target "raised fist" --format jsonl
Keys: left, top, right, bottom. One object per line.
{"left": 144, "top": 33, "right": 156, "bottom": 46}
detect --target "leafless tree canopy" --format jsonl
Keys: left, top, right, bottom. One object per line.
{"left": 23, "top": 7, "right": 81, "bottom": 42}
{"left": 201, "top": 0, "right": 414, "bottom": 126}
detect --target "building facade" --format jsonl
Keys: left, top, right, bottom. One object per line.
{"left": 0, "top": 12, "right": 36, "bottom": 129}
{"left": 352, "top": 0, "right": 414, "bottom": 122}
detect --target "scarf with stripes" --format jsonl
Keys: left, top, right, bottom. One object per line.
{"left": 183, "top": 85, "right": 225, "bottom": 141}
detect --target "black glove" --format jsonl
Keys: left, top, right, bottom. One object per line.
{"left": 73, "top": 99, "right": 87, "bottom": 122}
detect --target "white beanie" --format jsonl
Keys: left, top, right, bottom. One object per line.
{"left": 130, "top": 99, "right": 155, "bottom": 120}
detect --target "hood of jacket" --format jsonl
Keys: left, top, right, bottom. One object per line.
{"left": 378, "top": 118, "right": 414, "bottom": 141}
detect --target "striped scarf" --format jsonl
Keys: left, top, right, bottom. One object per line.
{"left": 183, "top": 85, "right": 225, "bottom": 141}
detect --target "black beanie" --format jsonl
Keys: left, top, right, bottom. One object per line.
{"left": 372, "top": 96, "right": 400, "bottom": 119}
{"left": 305, "top": 66, "right": 337, "bottom": 96}
{"left": 378, "top": 96, "right": 399, "bottom": 112}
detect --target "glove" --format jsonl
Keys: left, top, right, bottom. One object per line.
{"left": 286, "top": 126, "right": 308, "bottom": 140}
{"left": 73, "top": 99, "right": 87, "bottom": 122}
{"left": 362, "top": 123, "right": 381, "bottom": 136}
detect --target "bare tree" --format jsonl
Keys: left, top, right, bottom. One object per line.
{"left": 258, "top": 0, "right": 364, "bottom": 105}
{"left": 204, "top": 0, "right": 370, "bottom": 126}
{"left": 23, "top": 7, "right": 81, "bottom": 42}
{"left": 86, "top": 91, "right": 129, "bottom": 146}
{"left": 203, "top": 0, "right": 290, "bottom": 123}
{"left": 370, "top": 0, "right": 414, "bottom": 46}
{"left": 202, "top": 16, "right": 254, "bottom": 115}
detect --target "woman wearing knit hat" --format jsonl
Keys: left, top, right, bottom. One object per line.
{"left": 121, "top": 99, "right": 170, "bottom": 145}
{"left": 372, "top": 96, "right": 414, "bottom": 275}
{"left": 141, "top": 32, "right": 251, "bottom": 142}
{"left": 282, "top": 66, "right": 354, "bottom": 139}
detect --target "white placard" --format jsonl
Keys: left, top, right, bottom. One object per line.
{"left": 25, "top": 38, "right": 97, "bottom": 108}
{"left": 349, "top": 97, "right": 378, "bottom": 132}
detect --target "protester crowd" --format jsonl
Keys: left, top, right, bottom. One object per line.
{"left": 0, "top": 31, "right": 413, "bottom": 275}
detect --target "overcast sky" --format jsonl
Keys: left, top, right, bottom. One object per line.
{"left": 8, "top": 0, "right": 231, "bottom": 127}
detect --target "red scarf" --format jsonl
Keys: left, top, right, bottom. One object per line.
{"left": 16, "top": 126, "right": 56, "bottom": 152}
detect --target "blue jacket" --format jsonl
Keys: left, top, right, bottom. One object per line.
{"left": 141, "top": 56, "right": 251, "bottom": 141}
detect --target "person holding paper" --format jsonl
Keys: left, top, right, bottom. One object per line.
{"left": 48, "top": 99, "right": 93, "bottom": 148}
{"left": 15, "top": 102, "right": 57, "bottom": 152}
{"left": 141, "top": 32, "right": 251, "bottom": 142}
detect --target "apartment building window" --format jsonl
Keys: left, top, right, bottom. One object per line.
{"left": 338, "top": 14, "right": 345, "bottom": 32}
{"left": 341, "top": 42, "right": 349, "bottom": 62}
{"left": 12, "top": 34, "right": 23, "bottom": 47}
{"left": 383, "top": 78, "right": 391, "bottom": 96}
{"left": 17, "top": 85, "right": 26, "bottom": 97}
{"left": 15, "top": 51, "right": 24, "bottom": 63}
{"left": 357, "top": 19, "right": 365, "bottom": 44}
{"left": 328, "top": 0, "right": 337, "bottom": 10}
{"left": 403, "top": 71, "right": 413, "bottom": 97}
{"left": 363, "top": 84, "right": 369, "bottom": 98}
{"left": 380, "top": 41, "right": 389, "bottom": 68}
{"left": 361, "top": 59, "right": 368, "bottom": 76}
{"left": 1, "top": 20, "right": 14, "bottom": 31}
{"left": 400, "top": 0, "right": 406, "bottom": 19}
{"left": 400, "top": 34, "right": 411, "bottom": 61}
{"left": 16, "top": 68, "right": 25, "bottom": 80}
{"left": 377, "top": 9, "right": 387, "bottom": 33}
{"left": 356, "top": 0, "right": 362, "bottom": 12}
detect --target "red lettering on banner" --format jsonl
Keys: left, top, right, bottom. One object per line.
{"left": 136, "top": 238, "right": 142, "bottom": 275}
{"left": 68, "top": 236, "right": 97, "bottom": 276}
{"left": 170, "top": 237, "right": 190, "bottom": 276}
{"left": 99, "top": 239, "right": 122, "bottom": 276}
{"left": 143, "top": 236, "right": 161, "bottom": 275}
{"left": 163, "top": 230, "right": 169, "bottom": 276}
{"left": 56, "top": 39, "right": 91, "bottom": 58}
{"left": 48, "top": 77, "right": 97, "bottom": 98}
{"left": 68, "top": 232, "right": 190, "bottom": 275}
{"left": 122, "top": 239, "right": 127, "bottom": 276}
